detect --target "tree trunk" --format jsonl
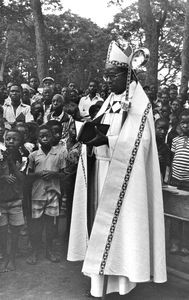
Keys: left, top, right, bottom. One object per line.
{"left": 30, "top": 0, "right": 48, "bottom": 84}
{"left": 180, "top": 0, "right": 189, "bottom": 98}
{"left": 0, "top": 27, "right": 10, "bottom": 82}
{"left": 138, "top": 0, "right": 159, "bottom": 88}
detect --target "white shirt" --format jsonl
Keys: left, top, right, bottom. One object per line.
{"left": 78, "top": 94, "right": 103, "bottom": 119}
{"left": 3, "top": 101, "right": 33, "bottom": 124}
{"left": 43, "top": 104, "right": 51, "bottom": 123}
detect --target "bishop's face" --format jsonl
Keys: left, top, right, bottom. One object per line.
{"left": 103, "top": 65, "right": 127, "bottom": 95}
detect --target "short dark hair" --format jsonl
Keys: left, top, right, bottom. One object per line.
{"left": 14, "top": 122, "right": 29, "bottom": 132}
{"left": 143, "top": 85, "right": 150, "bottom": 91}
{"left": 5, "top": 129, "right": 22, "bottom": 139}
{"left": 31, "top": 101, "right": 43, "bottom": 109}
{"left": 38, "top": 123, "right": 51, "bottom": 131}
{"left": 155, "top": 118, "right": 169, "bottom": 128}
{"left": 30, "top": 101, "right": 44, "bottom": 116}
{"left": 161, "top": 104, "right": 170, "bottom": 111}
{"left": 170, "top": 83, "right": 177, "bottom": 90}
{"left": 179, "top": 109, "right": 189, "bottom": 121}
{"left": 46, "top": 120, "right": 63, "bottom": 133}
{"left": 37, "top": 124, "right": 52, "bottom": 137}
{"left": 10, "top": 84, "right": 23, "bottom": 93}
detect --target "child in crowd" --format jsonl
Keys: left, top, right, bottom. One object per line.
{"left": 26, "top": 125, "right": 67, "bottom": 265}
{"left": 46, "top": 119, "right": 81, "bottom": 238}
{"left": 48, "top": 94, "right": 77, "bottom": 150}
{"left": 63, "top": 89, "right": 81, "bottom": 121}
{"left": 0, "top": 129, "right": 25, "bottom": 272}
{"left": 169, "top": 109, "right": 189, "bottom": 255}
{"left": 155, "top": 118, "right": 171, "bottom": 182}
{"left": 15, "top": 122, "right": 35, "bottom": 155}
{"left": 64, "top": 121, "right": 81, "bottom": 239}
{"left": 46, "top": 120, "right": 67, "bottom": 224}
{"left": 160, "top": 105, "right": 170, "bottom": 120}
{"left": 47, "top": 94, "right": 65, "bottom": 122}
{"left": 30, "top": 101, "right": 44, "bottom": 125}
{"left": 42, "top": 87, "right": 54, "bottom": 123}
{"left": 13, "top": 122, "right": 35, "bottom": 227}
{"left": 170, "top": 109, "right": 189, "bottom": 187}
{"left": 170, "top": 99, "right": 181, "bottom": 119}
{"left": 167, "top": 115, "right": 179, "bottom": 150}
{"left": 46, "top": 120, "right": 64, "bottom": 149}
{"left": 25, "top": 122, "right": 39, "bottom": 151}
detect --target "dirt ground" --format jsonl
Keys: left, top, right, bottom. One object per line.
{"left": 0, "top": 217, "right": 189, "bottom": 300}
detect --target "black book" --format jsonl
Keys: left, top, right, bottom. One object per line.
{"left": 77, "top": 115, "right": 109, "bottom": 144}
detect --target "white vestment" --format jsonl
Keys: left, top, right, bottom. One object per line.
{"left": 68, "top": 82, "right": 167, "bottom": 297}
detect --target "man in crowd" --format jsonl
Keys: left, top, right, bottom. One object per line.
{"left": 29, "top": 76, "right": 40, "bottom": 95}
{"left": 68, "top": 82, "right": 76, "bottom": 91}
{"left": 3, "top": 84, "right": 33, "bottom": 125}
{"left": 42, "top": 77, "right": 55, "bottom": 91}
{"left": 42, "top": 86, "right": 54, "bottom": 123}
{"left": 78, "top": 81, "right": 103, "bottom": 120}
{"left": 68, "top": 39, "right": 167, "bottom": 297}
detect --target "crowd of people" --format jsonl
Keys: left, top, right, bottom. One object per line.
{"left": 147, "top": 83, "right": 189, "bottom": 257}
{"left": 0, "top": 76, "right": 109, "bottom": 272}
{"left": 0, "top": 58, "right": 187, "bottom": 295}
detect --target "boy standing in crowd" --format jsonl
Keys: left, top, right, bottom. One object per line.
{"left": 48, "top": 94, "right": 77, "bottom": 150}
{"left": 169, "top": 109, "right": 189, "bottom": 255}
{"left": 31, "top": 101, "right": 44, "bottom": 125}
{"left": 26, "top": 125, "right": 67, "bottom": 265}
{"left": 155, "top": 118, "right": 171, "bottom": 182}
{"left": 0, "top": 129, "right": 24, "bottom": 272}
{"left": 171, "top": 109, "right": 189, "bottom": 187}
{"left": 46, "top": 120, "right": 64, "bottom": 150}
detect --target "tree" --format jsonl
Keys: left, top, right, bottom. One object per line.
{"left": 180, "top": 0, "right": 189, "bottom": 98}
{"left": 138, "top": 0, "right": 168, "bottom": 88}
{"left": 45, "top": 11, "right": 112, "bottom": 89}
{"left": 0, "top": 0, "right": 36, "bottom": 82}
{"left": 0, "top": 25, "right": 10, "bottom": 82}
{"left": 108, "top": 0, "right": 185, "bottom": 87}
{"left": 30, "top": 0, "right": 48, "bottom": 83}
{"left": 0, "top": 0, "right": 63, "bottom": 83}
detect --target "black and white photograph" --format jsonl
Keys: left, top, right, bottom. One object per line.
{"left": 0, "top": 0, "right": 189, "bottom": 299}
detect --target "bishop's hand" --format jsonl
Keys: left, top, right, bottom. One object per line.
{"left": 86, "top": 126, "right": 108, "bottom": 147}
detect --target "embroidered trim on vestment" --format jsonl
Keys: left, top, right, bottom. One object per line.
{"left": 99, "top": 102, "right": 151, "bottom": 275}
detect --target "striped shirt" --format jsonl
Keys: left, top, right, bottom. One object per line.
{"left": 171, "top": 136, "right": 189, "bottom": 181}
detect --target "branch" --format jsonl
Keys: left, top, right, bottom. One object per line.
{"left": 22, "top": 18, "right": 35, "bottom": 40}
{"left": 107, "top": 0, "right": 123, "bottom": 7}
{"left": 158, "top": 61, "right": 166, "bottom": 72}
{"left": 158, "top": 0, "right": 168, "bottom": 29}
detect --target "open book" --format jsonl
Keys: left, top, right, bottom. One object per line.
{"left": 76, "top": 115, "right": 110, "bottom": 144}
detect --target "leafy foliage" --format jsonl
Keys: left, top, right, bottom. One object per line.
{"left": 108, "top": 0, "right": 185, "bottom": 85}
{"left": 0, "top": 0, "right": 186, "bottom": 87}
{"left": 0, "top": 1, "right": 112, "bottom": 88}
{"left": 46, "top": 11, "right": 112, "bottom": 88}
